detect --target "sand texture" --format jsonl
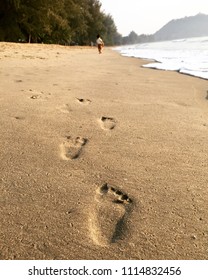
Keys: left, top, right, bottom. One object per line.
{"left": 0, "top": 43, "right": 208, "bottom": 260}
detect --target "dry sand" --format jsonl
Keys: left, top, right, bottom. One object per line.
{"left": 0, "top": 43, "right": 208, "bottom": 260}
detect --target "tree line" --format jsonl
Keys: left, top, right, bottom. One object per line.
{"left": 0, "top": 0, "right": 123, "bottom": 45}
{"left": 122, "top": 31, "right": 154, "bottom": 45}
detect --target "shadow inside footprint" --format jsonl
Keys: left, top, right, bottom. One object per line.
{"left": 89, "top": 183, "right": 132, "bottom": 246}
{"left": 60, "top": 136, "right": 87, "bottom": 160}
{"left": 76, "top": 98, "right": 91, "bottom": 104}
{"left": 206, "top": 91, "right": 208, "bottom": 100}
{"left": 30, "top": 94, "right": 41, "bottom": 99}
{"left": 14, "top": 116, "right": 25, "bottom": 120}
{"left": 100, "top": 116, "right": 116, "bottom": 130}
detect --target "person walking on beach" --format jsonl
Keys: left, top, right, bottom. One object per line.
{"left": 96, "top": 34, "right": 104, "bottom": 54}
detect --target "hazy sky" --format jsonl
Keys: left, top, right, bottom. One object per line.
{"left": 99, "top": 0, "right": 208, "bottom": 36}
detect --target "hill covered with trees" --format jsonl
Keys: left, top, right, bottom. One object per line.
{"left": 0, "top": 0, "right": 122, "bottom": 45}
{"left": 123, "top": 13, "right": 208, "bottom": 45}
{"left": 154, "top": 13, "right": 208, "bottom": 41}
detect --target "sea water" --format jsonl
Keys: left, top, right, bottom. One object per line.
{"left": 114, "top": 36, "right": 208, "bottom": 80}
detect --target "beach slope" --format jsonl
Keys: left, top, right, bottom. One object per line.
{"left": 0, "top": 43, "right": 208, "bottom": 259}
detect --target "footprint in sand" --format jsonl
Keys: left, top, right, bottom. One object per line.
{"left": 89, "top": 183, "right": 132, "bottom": 246}
{"left": 29, "top": 89, "right": 51, "bottom": 100}
{"left": 29, "top": 89, "right": 43, "bottom": 99}
{"left": 58, "top": 104, "right": 72, "bottom": 114}
{"left": 30, "top": 94, "right": 41, "bottom": 99}
{"left": 60, "top": 136, "right": 87, "bottom": 160}
{"left": 76, "top": 98, "right": 91, "bottom": 105}
{"left": 99, "top": 116, "right": 116, "bottom": 130}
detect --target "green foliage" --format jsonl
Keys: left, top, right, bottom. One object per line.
{"left": 102, "top": 14, "right": 119, "bottom": 45}
{"left": 0, "top": 0, "right": 121, "bottom": 45}
{"left": 122, "top": 31, "right": 155, "bottom": 45}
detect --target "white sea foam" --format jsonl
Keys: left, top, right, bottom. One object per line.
{"left": 114, "top": 37, "right": 208, "bottom": 80}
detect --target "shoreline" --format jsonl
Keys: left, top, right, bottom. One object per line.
{"left": 114, "top": 37, "right": 208, "bottom": 81}
{"left": 0, "top": 43, "right": 208, "bottom": 260}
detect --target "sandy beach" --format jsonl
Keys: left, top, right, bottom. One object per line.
{"left": 0, "top": 42, "right": 208, "bottom": 260}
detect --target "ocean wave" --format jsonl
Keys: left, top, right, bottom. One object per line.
{"left": 114, "top": 37, "right": 208, "bottom": 80}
